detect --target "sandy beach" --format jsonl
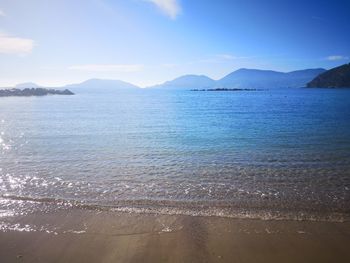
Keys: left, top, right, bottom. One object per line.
{"left": 0, "top": 208, "right": 349, "bottom": 263}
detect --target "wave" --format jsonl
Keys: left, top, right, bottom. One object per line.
{"left": 1, "top": 194, "right": 349, "bottom": 223}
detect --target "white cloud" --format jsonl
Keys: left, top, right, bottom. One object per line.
{"left": 0, "top": 9, "right": 5, "bottom": 17}
{"left": 162, "top": 63, "right": 178, "bottom": 68}
{"left": 146, "top": 0, "right": 181, "bottom": 19}
{"left": 193, "top": 54, "right": 252, "bottom": 64}
{"left": 0, "top": 34, "right": 34, "bottom": 55}
{"left": 216, "top": 54, "right": 237, "bottom": 60}
{"left": 215, "top": 54, "right": 253, "bottom": 60}
{"left": 68, "top": 64, "right": 144, "bottom": 72}
{"left": 325, "top": 55, "right": 349, "bottom": 61}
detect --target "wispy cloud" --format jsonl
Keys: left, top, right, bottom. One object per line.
{"left": 0, "top": 34, "right": 34, "bottom": 55}
{"left": 215, "top": 54, "right": 252, "bottom": 60}
{"left": 193, "top": 54, "right": 252, "bottom": 64}
{"left": 215, "top": 54, "right": 237, "bottom": 60}
{"left": 146, "top": 0, "right": 181, "bottom": 19}
{"left": 325, "top": 55, "right": 349, "bottom": 61}
{"left": 68, "top": 64, "right": 144, "bottom": 72}
{"left": 162, "top": 63, "right": 178, "bottom": 68}
{"left": 0, "top": 9, "right": 5, "bottom": 17}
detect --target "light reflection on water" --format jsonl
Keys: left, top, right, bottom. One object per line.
{"left": 0, "top": 88, "right": 349, "bottom": 221}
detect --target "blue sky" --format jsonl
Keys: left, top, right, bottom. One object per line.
{"left": 0, "top": 0, "right": 349, "bottom": 87}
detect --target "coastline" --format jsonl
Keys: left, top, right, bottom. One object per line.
{"left": 1, "top": 208, "right": 349, "bottom": 262}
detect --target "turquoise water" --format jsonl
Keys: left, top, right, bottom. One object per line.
{"left": 0, "top": 88, "right": 349, "bottom": 221}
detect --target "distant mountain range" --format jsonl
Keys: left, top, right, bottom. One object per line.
{"left": 217, "top": 68, "right": 326, "bottom": 89}
{"left": 307, "top": 63, "right": 350, "bottom": 88}
{"left": 15, "top": 82, "right": 41, "bottom": 89}
{"left": 150, "top": 75, "right": 216, "bottom": 89}
{"left": 7, "top": 66, "right": 349, "bottom": 91}
{"left": 65, "top": 78, "right": 139, "bottom": 90}
{"left": 150, "top": 68, "right": 326, "bottom": 89}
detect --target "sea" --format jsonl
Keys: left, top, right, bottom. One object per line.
{"left": 0, "top": 87, "right": 349, "bottom": 223}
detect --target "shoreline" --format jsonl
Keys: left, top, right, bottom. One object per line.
{"left": 2, "top": 195, "right": 348, "bottom": 223}
{"left": 1, "top": 208, "right": 349, "bottom": 262}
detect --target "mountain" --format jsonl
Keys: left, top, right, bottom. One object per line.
{"left": 149, "top": 69, "right": 325, "bottom": 90}
{"left": 307, "top": 63, "right": 350, "bottom": 88}
{"left": 65, "top": 79, "right": 140, "bottom": 89}
{"left": 285, "top": 69, "right": 327, "bottom": 87}
{"left": 149, "top": 75, "right": 215, "bottom": 89}
{"left": 217, "top": 69, "right": 283, "bottom": 88}
{"left": 15, "top": 82, "right": 41, "bottom": 89}
{"left": 216, "top": 68, "right": 326, "bottom": 89}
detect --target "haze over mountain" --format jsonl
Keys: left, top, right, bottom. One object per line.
{"left": 65, "top": 79, "right": 140, "bottom": 90}
{"left": 150, "top": 75, "right": 216, "bottom": 89}
{"left": 2, "top": 68, "right": 328, "bottom": 91}
{"left": 15, "top": 82, "right": 41, "bottom": 89}
{"left": 150, "top": 68, "right": 326, "bottom": 89}
{"left": 307, "top": 63, "right": 350, "bottom": 88}
{"left": 217, "top": 68, "right": 326, "bottom": 89}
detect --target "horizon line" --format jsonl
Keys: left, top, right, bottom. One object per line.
{"left": 1, "top": 64, "right": 347, "bottom": 89}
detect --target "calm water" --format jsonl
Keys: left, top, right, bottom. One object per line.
{"left": 1, "top": 88, "right": 350, "bottom": 221}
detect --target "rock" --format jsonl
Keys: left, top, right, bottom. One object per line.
{"left": 0, "top": 88, "right": 75, "bottom": 97}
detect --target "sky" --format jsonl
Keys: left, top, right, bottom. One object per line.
{"left": 0, "top": 0, "right": 349, "bottom": 87}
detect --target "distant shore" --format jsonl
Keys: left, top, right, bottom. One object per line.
{"left": 0, "top": 208, "right": 349, "bottom": 262}
{"left": 191, "top": 88, "right": 265, "bottom": 91}
{"left": 0, "top": 88, "right": 74, "bottom": 97}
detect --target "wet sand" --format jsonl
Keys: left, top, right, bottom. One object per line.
{"left": 0, "top": 209, "right": 349, "bottom": 263}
